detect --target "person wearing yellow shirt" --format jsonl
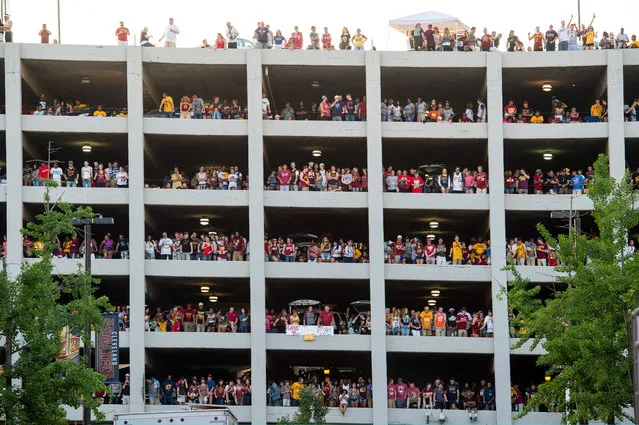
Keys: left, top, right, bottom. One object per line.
{"left": 159, "top": 92, "right": 175, "bottom": 118}
{"left": 472, "top": 237, "right": 488, "bottom": 265}
{"left": 449, "top": 235, "right": 463, "bottom": 265}
{"left": 93, "top": 105, "right": 107, "bottom": 117}
{"left": 630, "top": 35, "right": 639, "bottom": 49}
{"left": 590, "top": 99, "right": 603, "bottom": 120}
{"left": 515, "top": 238, "right": 526, "bottom": 265}
{"left": 291, "top": 378, "right": 304, "bottom": 406}
{"left": 351, "top": 28, "right": 367, "bottom": 51}
{"left": 419, "top": 307, "right": 433, "bottom": 336}
{"left": 530, "top": 111, "right": 544, "bottom": 123}
{"left": 170, "top": 167, "right": 182, "bottom": 189}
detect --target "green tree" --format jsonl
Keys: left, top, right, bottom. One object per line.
{"left": 278, "top": 385, "right": 328, "bottom": 424}
{"left": 0, "top": 192, "right": 112, "bottom": 425}
{"left": 505, "top": 154, "right": 639, "bottom": 424}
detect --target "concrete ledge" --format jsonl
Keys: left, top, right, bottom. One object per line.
{"left": 385, "top": 264, "right": 492, "bottom": 282}
{"left": 509, "top": 266, "right": 559, "bottom": 283}
{"left": 145, "top": 331, "right": 251, "bottom": 349}
{"left": 22, "top": 114, "right": 128, "bottom": 133}
{"left": 24, "top": 257, "right": 130, "bottom": 276}
{"left": 382, "top": 122, "right": 488, "bottom": 139}
{"left": 265, "top": 262, "right": 370, "bottom": 280}
{"left": 626, "top": 122, "right": 639, "bottom": 139}
{"left": 622, "top": 49, "right": 639, "bottom": 66}
{"left": 509, "top": 338, "right": 547, "bottom": 356}
{"left": 380, "top": 51, "right": 487, "bottom": 68}
{"left": 263, "top": 120, "right": 367, "bottom": 138}
{"left": 23, "top": 186, "right": 129, "bottom": 204}
{"left": 145, "top": 259, "right": 250, "bottom": 278}
{"left": 262, "top": 49, "right": 366, "bottom": 66}
{"left": 20, "top": 44, "right": 127, "bottom": 62}
{"left": 264, "top": 191, "right": 367, "bottom": 208}
{"left": 265, "top": 333, "right": 371, "bottom": 351}
{"left": 389, "top": 408, "right": 497, "bottom": 425}
{"left": 142, "top": 48, "right": 247, "bottom": 65}
{"left": 143, "top": 117, "right": 248, "bottom": 136}
{"left": 0, "top": 185, "right": 6, "bottom": 202}
{"left": 386, "top": 335, "right": 494, "bottom": 354}
{"left": 502, "top": 50, "right": 607, "bottom": 68}
{"left": 144, "top": 188, "right": 249, "bottom": 207}
{"left": 504, "top": 194, "right": 593, "bottom": 211}
{"left": 503, "top": 122, "right": 608, "bottom": 139}
{"left": 268, "top": 406, "right": 373, "bottom": 423}
{"left": 0, "top": 115, "right": 6, "bottom": 131}
{"left": 384, "top": 192, "right": 490, "bottom": 210}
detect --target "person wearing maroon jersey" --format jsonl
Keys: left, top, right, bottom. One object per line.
{"left": 407, "top": 383, "right": 421, "bottom": 408}
{"left": 321, "top": 27, "right": 333, "bottom": 49}
{"left": 480, "top": 28, "right": 493, "bottom": 51}
{"left": 424, "top": 238, "right": 436, "bottom": 265}
{"left": 292, "top": 26, "right": 303, "bottom": 49}
{"left": 282, "top": 238, "right": 295, "bottom": 262}
{"left": 533, "top": 170, "right": 543, "bottom": 194}
{"left": 395, "top": 378, "right": 408, "bottom": 408}
{"left": 227, "top": 307, "right": 239, "bottom": 332}
{"left": 456, "top": 309, "right": 469, "bottom": 337}
{"left": 318, "top": 305, "right": 335, "bottom": 327}
{"left": 393, "top": 236, "right": 405, "bottom": 264}
{"left": 182, "top": 304, "right": 195, "bottom": 332}
{"left": 231, "top": 233, "right": 245, "bottom": 262}
{"left": 424, "top": 24, "right": 436, "bottom": 51}
{"left": 277, "top": 165, "right": 292, "bottom": 191}
{"left": 528, "top": 26, "right": 544, "bottom": 51}
{"left": 179, "top": 96, "right": 192, "bottom": 119}
{"left": 475, "top": 166, "right": 488, "bottom": 194}
{"left": 536, "top": 237, "right": 548, "bottom": 266}
{"left": 387, "top": 379, "right": 397, "bottom": 408}
{"left": 504, "top": 100, "right": 517, "bottom": 119}
{"left": 300, "top": 167, "right": 311, "bottom": 191}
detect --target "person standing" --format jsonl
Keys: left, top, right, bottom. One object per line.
{"left": 158, "top": 18, "right": 179, "bottom": 47}
{"left": 159, "top": 92, "right": 174, "bottom": 118}
{"left": 411, "top": 23, "right": 424, "bottom": 51}
{"left": 39, "top": 23, "right": 51, "bottom": 44}
{"left": 226, "top": 22, "right": 239, "bottom": 49}
{"left": 254, "top": 22, "right": 270, "bottom": 49}
{"left": 545, "top": 25, "right": 558, "bottom": 51}
{"left": 3, "top": 15, "right": 12, "bottom": 42}
{"left": 115, "top": 21, "right": 130, "bottom": 46}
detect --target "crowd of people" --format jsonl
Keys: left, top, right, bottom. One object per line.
{"left": 266, "top": 163, "right": 367, "bottom": 192}
{"left": 506, "top": 237, "right": 556, "bottom": 267}
{"left": 503, "top": 98, "right": 606, "bottom": 123}
{"left": 265, "top": 306, "right": 372, "bottom": 335}
{"left": 23, "top": 233, "right": 129, "bottom": 259}
{"left": 265, "top": 95, "right": 367, "bottom": 121}
{"left": 385, "top": 235, "right": 490, "bottom": 265}
{"left": 146, "top": 166, "right": 247, "bottom": 190}
{"left": 505, "top": 167, "right": 592, "bottom": 195}
{"left": 30, "top": 94, "right": 126, "bottom": 117}
{"left": 156, "top": 93, "right": 247, "bottom": 119}
{"left": 264, "top": 236, "right": 369, "bottom": 263}
{"left": 146, "top": 303, "right": 250, "bottom": 333}
{"left": 384, "top": 165, "right": 488, "bottom": 194}
{"left": 385, "top": 307, "right": 494, "bottom": 338}
{"left": 23, "top": 161, "right": 129, "bottom": 188}
{"left": 381, "top": 98, "right": 486, "bottom": 123}
{"left": 146, "top": 232, "right": 248, "bottom": 261}
{"left": 144, "top": 374, "right": 252, "bottom": 406}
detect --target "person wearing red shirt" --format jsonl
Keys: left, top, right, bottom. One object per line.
{"left": 536, "top": 237, "right": 548, "bottom": 266}
{"left": 300, "top": 168, "right": 311, "bottom": 191}
{"left": 321, "top": 27, "right": 333, "bottom": 49}
{"left": 504, "top": 100, "right": 517, "bottom": 119}
{"left": 475, "top": 166, "right": 488, "bottom": 194}
{"left": 393, "top": 236, "right": 405, "bottom": 264}
{"left": 362, "top": 169, "right": 368, "bottom": 192}
{"left": 292, "top": 26, "right": 303, "bottom": 49}
{"left": 387, "top": 379, "right": 397, "bottom": 408}
{"left": 115, "top": 21, "right": 131, "bottom": 46}
{"left": 37, "top": 162, "right": 50, "bottom": 186}
{"left": 358, "top": 96, "right": 367, "bottom": 121}
{"left": 456, "top": 309, "right": 469, "bottom": 337}
{"left": 277, "top": 165, "right": 292, "bottom": 191}
{"left": 182, "top": 303, "right": 196, "bottom": 332}
{"left": 398, "top": 170, "right": 412, "bottom": 193}
{"left": 395, "top": 379, "right": 408, "bottom": 408}
{"left": 282, "top": 238, "right": 296, "bottom": 262}
{"left": 533, "top": 170, "right": 543, "bottom": 194}
{"left": 411, "top": 172, "right": 424, "bottom": 193}
{"left": 407, "top": 383, "right": 421, "bottom": 409}
{"left": 318, "top": 305, "right": 335, "bottom": 327}
{"left": 179, "top": 96, "right": 192, "bottom": 119}
{"left": 528, "top": 26, "right": 544, "bottom": 51}
{"left": 424, "top": 238, "right": 436, "bottom": 265}
{"left": 227, "top": 307, "right": 239, "bottom": 332}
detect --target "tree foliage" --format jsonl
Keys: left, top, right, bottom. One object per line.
{"left": 0, "top": 191, "right": 112, "bottom": 425}
{"left": 505, "top": 154, "right": 639, "bottom": 424}
{"left": 278, "top": 385, "right": 328, "bottom": 424}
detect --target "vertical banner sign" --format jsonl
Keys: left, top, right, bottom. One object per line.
{"left": 95, "top": 313, "right": 119, "bottom": 383}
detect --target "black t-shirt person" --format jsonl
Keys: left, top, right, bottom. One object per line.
{"left": 545, "top": 29, "right": 558, "bottom": 50}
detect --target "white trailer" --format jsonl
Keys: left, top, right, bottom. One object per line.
{"left": 113, "top": 406, "right": 238, "bottom": 425}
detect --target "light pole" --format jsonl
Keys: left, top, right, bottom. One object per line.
{"left": 71, "top": 216, "right": 114, "bottom": 425}
{"left": 57, "top": 0, "right": 61, "bottom": 43}
{"left": 577, "top": 0, "right": 581, "bottom": 31}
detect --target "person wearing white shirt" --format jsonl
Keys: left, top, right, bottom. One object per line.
{"left": 158, "top": 18, "right": 180, "bottom": 47}
{"left": 158, "top": 233, "right": 174, "bottom": 259}
{"left": 226, "top": 22, "right": 239, "bottom": 49}
{"left": 50, "top": 163, "right": 63, "bottom": 184}
{"left": 557, "top": 17, "right": 573, "bottom": 51}
{"left": 342, "top": 241, "right": 355, "bottom": 263}
{"left": 80, "top": 161, "right": 93, "bottom": 187}
{"left": 624, "top": 240, "right": 636, "bottom": 257}
{"left": 481, "top": 311, "right": 494, "bottom": 337}
{"left": 616, "top": 28, "right": 629, "bottom": 49}
{"left": 116, "top": 167, "right": 129, "bottom": 188}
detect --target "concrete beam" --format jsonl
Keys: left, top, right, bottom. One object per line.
{"left": 606, "top": 50, "right": 625, "bottom": 181}
{"left": 20, "top": 61, "right": 51, "bottom": 102}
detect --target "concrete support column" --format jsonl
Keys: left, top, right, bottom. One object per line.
{"left": 247, "top": 49, "right": 266, "bottom": 424}
{"left": 365, "top": 51, "right": 388, "bottom": 424}
{"left": 126, "top": 46, "right": 146, "bottom": 411}
{"left": 606, "top": 50, "right": 625, "bottom": 181}
{"left": 486, "top": 52, "right": 512, "bottom": 425}
{"left": 4, "top": 43, "right": 22, "bottom": 279}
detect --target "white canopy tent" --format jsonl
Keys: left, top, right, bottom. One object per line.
{"left": 389, "top": 10, "right": 470, "bottom": 36}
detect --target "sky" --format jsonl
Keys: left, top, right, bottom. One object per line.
{"left": 6, "top": 0, "right": 638, "bottom": 51}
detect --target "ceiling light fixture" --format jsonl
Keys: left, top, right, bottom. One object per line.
{"left": 426, "top": 234, "right": 436, "bottom": 240}
{"left": 200, "top": 217, "right": 209, "bottom": 226}
{"left": 200, "top": 286, "right": 210, "bottom": 293}
{"left": 208, "top": 231, "right": 217, "bottom": 235}
{"left": 543, "top": 153, "right": 553, "bottom": 160}
{"left": 429, "top": 221, "right": 439, "bottom": 229}
{"left": 82, "top": 145, "right": 92, "bottom": 153}
{"left": 209, "top": 296, "right": 218, "bottom": 302}
{"left": 312, "top": 150, "right": 322, "bottom": 157}
{"left": 427, "top": 299, "right": 437, "bottom": 306}
{"left": 542, "top": 83, "right": 552, "bottom": 92}
{"left": 81, "top": 76, "right": 91, "bottom": 84}
{"left": 431, "top": 290, "right": 440, "bottom": 297}
{"left": 311, "top": 80, "right": 320, "bottom": 88}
